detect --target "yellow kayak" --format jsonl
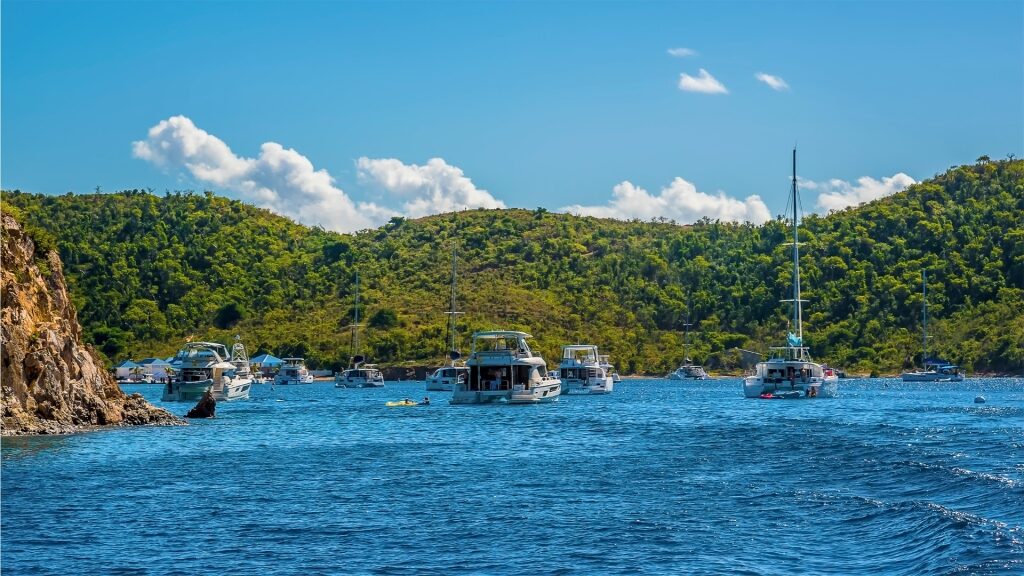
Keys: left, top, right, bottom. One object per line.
{"left": 386, "top": 400, "right": 419, "bottom": 407}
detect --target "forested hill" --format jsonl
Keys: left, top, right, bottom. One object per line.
{"left": 3, "top": 159, "right": 1022, "bottom": 375}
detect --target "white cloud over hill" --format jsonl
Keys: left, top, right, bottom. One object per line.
{"left": 807, "top": 173, "right": 917, "bottom": 212}
{"left": 561, "top": 178, "right": 771, "bottom": 224}
{"left": 133, "top": 116, "right": 501, "bottom": 232}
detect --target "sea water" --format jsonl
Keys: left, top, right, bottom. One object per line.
{"left": 2, "top": 378, "right": 1022, "bottom": 575}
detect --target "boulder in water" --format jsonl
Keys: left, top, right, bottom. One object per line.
{"left": 185, "top": 389, "right": 216, "bottom": 418}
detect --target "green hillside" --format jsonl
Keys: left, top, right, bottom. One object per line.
{"left": 3, "top": 159, "right": 1023, "bottom": 375}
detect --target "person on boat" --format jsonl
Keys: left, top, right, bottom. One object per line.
{"left": 420, "top": 397, "right": 430, "bottom": 406}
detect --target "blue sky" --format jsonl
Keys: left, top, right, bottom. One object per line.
{"left": 3, "top": 1, "right": 1022, "bottom": 232}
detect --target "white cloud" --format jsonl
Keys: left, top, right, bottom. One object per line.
{"left": 561, "top": 178, "right": 771, "bottom": 224}
{"left": 755, "top": 72, "right": 789, "bottom": 91}
{"left": 678, "top": 69, "right": 728, "bottom": 94}
{"left": 667, "top": 47, "right": 698, "bottom": 58}
{"left": 355, "top": 157, "right": 505, "bottom": 217}
{"left": 132, "top": 115, "right": 391, "bottom": 232}
{"left": 807, "top": 173, "right": 917, "bottom": 212}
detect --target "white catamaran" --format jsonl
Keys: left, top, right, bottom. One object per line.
{"left": 901, "top": 270, "right": 963, "bottom": 382}
{"left": 426, "top": 246, "right": 469, "bottom": 392}
{"left": 274, "top": 357, "right": 315, "bottom": 385}
{"left": 450, "top": 331, "right": 561, "bottom": 404}
{"left": 559, "top": 344, "right": 614, "bottom": 395}
{"left": 336, "top": 273, "right": 384, "bottom": 388}
{"left": 743, "top": 149, "right": 838, "bottom": 399}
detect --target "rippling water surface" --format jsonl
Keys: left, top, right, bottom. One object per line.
{"left": 3, "top": 378, "right": 1023, "bottom": 575}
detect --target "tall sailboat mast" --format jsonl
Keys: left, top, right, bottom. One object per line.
{"left": 921, "top": 270, "right": 928, "bottom": 362}
{"left": 444, "top": 242, "right": 468, "bottom": 362}
{"left": 791, "top": 148, "right": 803, "bottom": 343}
{"left": 349, "top": 272, "right": 362, "bottom": 366}
{"left": 682, "top": 321, "right": 692, "bottom": 363}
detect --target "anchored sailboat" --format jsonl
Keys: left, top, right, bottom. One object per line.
{"left": 901, "top": 271, "right": 963, "bottom": 382}
{"left": 335, "top": 273, "right": 384, "bottom": 387}
{"left": 427, "top": 246, "right": 468, "bottom": 391}
{"left": 743, "top": 149, "right": 838, "bottom": 399}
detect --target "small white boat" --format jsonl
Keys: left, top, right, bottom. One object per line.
{"left": 743, "top": 149, "right": 837, "bottom": 399}
{"left": 666, "top": 364, "right": 710, "bottom": 380}
{"left": 902, "top": 362, "right": 963, "bottom": 382}
{"left": 559, "top": 344, "right": 614, "bottom": 395}
{"left": 450, "top": 331, "right": 561, "bottom": 404}
{"left": 599, "top": 355, "right": 622, "bottom": 383}
{"left": 901, "top": 271, "right": 964, "bottom": 382}
{"left": 336, "top": 363, "right": 385, "bottom": 388}
{"left": 274, "top": 358, "right": 315, "bottom": 385}
{"left": 162, "top": 341, "right": 252, "bottom": 402}
{"left": 426, "top": 365, "right": 469, "bottom": 392}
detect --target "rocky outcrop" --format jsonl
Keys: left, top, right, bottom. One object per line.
{"left": 185, "top": 389, "right": 216, "bottom": 419}
{"left": 1, "top": 213, "right": 181, "bottom": 435}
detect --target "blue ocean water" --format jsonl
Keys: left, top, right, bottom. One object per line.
{"left": 2, "top": 378, "right": 1022, "bottom": 575}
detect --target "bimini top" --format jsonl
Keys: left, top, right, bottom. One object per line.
{"left": 471, "top": 331, "right": 536, "bottom": 359}
{"left": 175, "top": 342, "right": 229, "bottom": 363}
{"left": 561, "top": 344, "right": 599, "bottom": 361}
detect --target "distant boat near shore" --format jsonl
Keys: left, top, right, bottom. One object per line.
{"left": 902, "top": 271, "right": 964, "bottom": 382}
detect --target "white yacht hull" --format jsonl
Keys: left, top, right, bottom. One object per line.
{"left": 274, "top": 375, "right": 314, "bottom": 385}
{"left": 425, "top": 377, "right": 457, "bottom": 392}
{"left": 743, "top": 375, "right": 838, "bottom": 398}
{"left": 562, "top": 376, "right": 614, "bottom": 395}
{"left": 901, "top": 371, "right": 964, "bottom": 382}
{"left": 161, "top": 377, "right": 252, "bottom": 402}
{"left": 450, "top": 381, "right": 561, "bottom": 405}
{"left": 335, "top": 375, "right": 385, "bottom": 388}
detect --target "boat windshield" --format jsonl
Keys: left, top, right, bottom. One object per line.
{"left": 474, "top": 334, "right": 532, "bottom": 356}
{"left": 562, "top": 346, "right": 598, "bottom": 363}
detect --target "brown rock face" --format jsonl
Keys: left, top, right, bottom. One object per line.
{"left": 1, "top": 213, "right": 181, "bottom": 435}
{"left": 185, "top": 389, "right": 216, "bottom": 419}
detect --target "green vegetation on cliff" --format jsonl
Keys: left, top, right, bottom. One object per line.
{"left": 4, "top": 159, "right": 1022, "bottom": 374}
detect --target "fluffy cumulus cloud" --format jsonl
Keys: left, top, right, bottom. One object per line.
{"left": 132, "top": 115, "right": 391, "bottom": 232}
{"left": 755, "top": 72, "right": 789, "bottom": 91}
{"left": 355, "top": 157, "right": 505, "bottom": 217}
{"left": 561, "top": 178, "right": 771, "bottom": 224}
{"left": 667, "top": 47, "right": 698, "bottom": 58}
{"left": 678, "top": 69, "right": 728, "bottom": 94}
{"left": 806, "top": 173, "right": 917, "bottom": 212}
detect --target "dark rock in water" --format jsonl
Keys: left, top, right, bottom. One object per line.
{"left": 185, "top": 389, "right": 216, "bottom": 418}
{"left": 974, "top": 395, "right": 986, "bottom": 404}
{"left": 1, "top": 214, "right": 181, "bottom": 435}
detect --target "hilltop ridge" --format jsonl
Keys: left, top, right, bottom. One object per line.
{"left": 3, "top": 158, "right": 1022, "bottom": 375}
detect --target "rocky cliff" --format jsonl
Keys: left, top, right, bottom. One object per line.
{"left": 1, "top": 212, "right": 180, "bottom": 435}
